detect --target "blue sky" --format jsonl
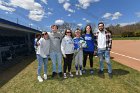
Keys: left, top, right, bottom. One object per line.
{"left": 0, "top": 0, "right": 140, "bottom": 31}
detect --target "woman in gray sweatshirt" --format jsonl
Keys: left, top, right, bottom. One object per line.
{"left": 61, "top": 29, "right": 74, "bottom": 79}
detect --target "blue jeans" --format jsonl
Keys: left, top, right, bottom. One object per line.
{"left": 50, "top": 52, "right": 62, "bottom": 73}
{"left": 36, "top": 54, "right": 48, "bottom": 76}
{"left": 98, "top": 49, "right": 112, "bottom": 73}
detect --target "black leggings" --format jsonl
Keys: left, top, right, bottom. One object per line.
{"left": 63, "top": 54, "right": 73, "bottom": 73}
{"left": 83, "top": 51, "right": 93, "bottom": 68}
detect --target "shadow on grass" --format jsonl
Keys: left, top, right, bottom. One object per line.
{"left": 102, "top": 69, "right": 129, "bottom": 75}
{"left": 0, "top": 53, "right": 36, "bottom": 88}
{"left": 46, "top": 68, "right": 130, "bottom": 81}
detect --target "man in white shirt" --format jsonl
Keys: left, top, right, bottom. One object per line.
{"left": 94, "top": 22, "right": 112, "bottom": 78}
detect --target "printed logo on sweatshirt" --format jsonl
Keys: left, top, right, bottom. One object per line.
{"left": 85, "top": 36, "right": 92, "bottom": 40}
{"left": 66, "top": 39, "right": 73, "bottom": 44}
{"left": 54, "top": 37, "right": 61, "bottom": 39}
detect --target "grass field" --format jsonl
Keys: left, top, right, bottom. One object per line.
{"left": 112, "top": 37, "right": 140, "bottom": 40}
{"left": 0, "top": 55, "right": 140, "bottom": 93}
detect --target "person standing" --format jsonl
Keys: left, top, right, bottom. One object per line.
{"left": 94, "top": 22, "right": 113, "bottom": 78}
{"left": 34, "top": 33, "right": 41, "bottom": 51}
{"left": 36, "top": 32, "right": 50, "bottom": 82}
{"left": 73, "top": 29, "right": 87, "bottom": 76}
{"left": 61, "top": 29, "right": 74, "bottom": 79}
{"left": 82, "top": 25, "right": 95, "bottom": 74}
{"left": 49, "top": 25, "right": 63, "bottom": 77}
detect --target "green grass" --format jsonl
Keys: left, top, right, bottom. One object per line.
{"left": 113, "top": 37, "right": 140, "bottom": 40}
{"left": 0, "top": 55, "right": 140, "bottom": 93}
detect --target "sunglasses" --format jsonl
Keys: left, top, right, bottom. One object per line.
{"left": 66, "top": 32, "right": 71, "bottom": 33}
{"left": 42, "top": 33, "right": 48, "bottom": 35}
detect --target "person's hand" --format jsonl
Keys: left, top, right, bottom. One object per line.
{"left": 37, "top": 42, "right": 40, "bottom": 46}
{"left": 63, "top": 54, "right": 66, "bottom": 58}
{"left": 94, "top": 51, "right": 97, "bottom": 56}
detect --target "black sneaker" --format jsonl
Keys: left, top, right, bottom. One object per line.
{"left": 82, "top": 69, "right": 86, "bottom": 74}
{"left": 52, "top": 72, "right": 57, "bottom": 78}
{"left": 108, "top": 73, "right": 113, "bottom": 79}
{"left": 90, "top": 69, "right": 94, "bottom": 74}
{"left": 98, "top": 70, "right": 105, "bottom": 78}
{"left": 59, "top": 72, "right": 63, "bottom": 77}
{"left": 98, "top": 70, "right": 104, "bottom": 74}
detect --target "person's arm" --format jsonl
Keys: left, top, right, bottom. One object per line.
{"left": 38, "top": 38, "right": 43, "bottom": 48}
{"left": 94, "top": 33, "right": 98, "bottom": 51}
{"left": 61, "top": 38, "right": 66, "bottom": 58}
{"left": 94, "top": 33, "right": 98, "bottom": 55}
{"left": 108, "top": 32, "right": 112, "bottom": 51}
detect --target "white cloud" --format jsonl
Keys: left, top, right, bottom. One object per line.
{"left": 29, "top": 9, "right": 44, "bottom": 21}
{"left": 47, "top": 11, "right": 53, "bottom": 15}
{"left": 58, "top": 0, "right": 75, "bottom": 13}
{"left": 55, "top": 19, "right": 64, "bottom": 25}
{"left": 82, "top": 18, "right": 86, "bottom": 20}
{"left": 63, "top": 2, "right": 75, "bottom": 13}
{"left": 41, "top": 0, "right": 47, "bottom": 4}
{"left": 63, "top": 2, "right": 70, "bottom": 10}
{"left": 86, "top": 20, "right": 90, "bottom": 23}
{"left": 58, "top": 0, "right": 66, "bottom": 4}
{"left": 82, "top": 18, "right": 90, "bottom": 23}
{"left": 77, "top": 23, "right": 82, "bottom": 27}
{"left": 102, "top": 13, "right": 112, "bottom": 19}
{"left": 67, "top": 14, "right": 71, "bottom": 16}
{"left": 0, "top": 0, "right": 15, "bottom": 12}
{"left": 9, "top": 0, "right": 45, "bottom": 21}
{"left": 112, "top": 12, "right": 122, "bottom": 20}
{"left": 102, "top": 12, "right": 122, "bottom": 20}
{"left": 78, "top": 0, "right": 100, "bottom": 9}
{"left": 136, "top": 12, "right": 140, "bottom": 17}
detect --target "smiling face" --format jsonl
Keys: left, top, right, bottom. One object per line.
{"left": 98, "top": 23, "right": 104, "bottom": 32}
{"left": 42, "top": 32, "right": 49, "bottom": 39}
{"left": 75, "top": 30, "right": 81, "bottom": 38}
{"left": 51, "top": 25, "right": 58, "bottom": 33}
{"left": 66, "top": 29, "right": 72, "bottom": 37}
{"left": 86, "top": 25, "right": 92, "bottom": 34}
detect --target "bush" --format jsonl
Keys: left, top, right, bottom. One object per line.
{"left": 121, "top": 32, "right": 135, "bottom": 37}
{"left": 134, "top": 31, "right": 140, "bottom": 37}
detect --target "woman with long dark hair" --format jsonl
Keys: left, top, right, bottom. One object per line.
{"left": 82, "top": 25, "right": 95, "bottom": 74}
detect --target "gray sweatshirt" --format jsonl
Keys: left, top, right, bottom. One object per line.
{"left": 49, "top": 32, "right": 63, "bottom": 53}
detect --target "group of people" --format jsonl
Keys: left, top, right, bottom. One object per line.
{"left": 34, "top": 22, "right": 112, "bottom": 82}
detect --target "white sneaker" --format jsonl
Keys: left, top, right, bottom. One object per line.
{"left": 64, "top": 73, "right": 67, "bottom": 79}
{"left": 38, "top": 76, "right": 43, "bottom": 82}
{"left": 69, "top": 72, "right": 73, "bottom": 77}
{"left": 76, "top": 70, "right": 78, "bottom": 75}
{"left": 44, "top": 74, "right": 47, "bottom": 80}
{"left": 79, "top": 70, "right": 82, "bottom": 75}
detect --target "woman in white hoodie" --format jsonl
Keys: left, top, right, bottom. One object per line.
{"left": 36, "top": 32, "right": 50, "bottom": 82}
{"left": 61, "top": 29, "right": 74, "bottom": 79}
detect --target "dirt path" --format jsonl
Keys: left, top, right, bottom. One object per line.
{"left": 111, "top": 40, "right": 140, "bottom": 71}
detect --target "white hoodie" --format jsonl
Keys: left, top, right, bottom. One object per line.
{"left": 61, "top": 36, "right": 74, "bottom": 55}
{"left": 36, "top": 37, "right": 50, "bottom": 58}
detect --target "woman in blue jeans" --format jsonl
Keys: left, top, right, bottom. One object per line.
{"left": 36, "top": 32, "right": 50, "bottom": 82}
